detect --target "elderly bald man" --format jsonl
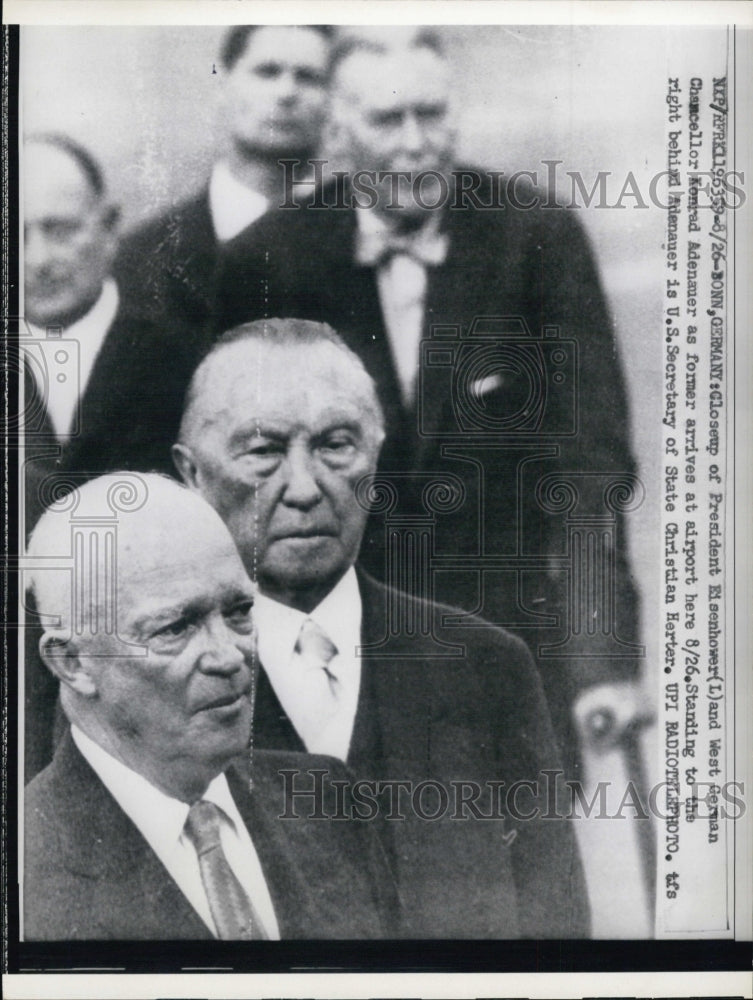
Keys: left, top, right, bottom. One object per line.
{"left": 23, "top": 473, "right": 395, "bottom": 940}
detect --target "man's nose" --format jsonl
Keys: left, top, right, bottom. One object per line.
{"left": 275, "top": 69, "right": 299, "bottom": 104}
{"left": 400, "top": 112, "right": 425, "bottom": 156}
{"left": 280, "top": 446, "right": 322, "bottom": 509}
{"left": 24, "top": 226, "right": 52, "bottom": 272}
{"left": 197, "top": 617, "right": 249, "bottom": 674}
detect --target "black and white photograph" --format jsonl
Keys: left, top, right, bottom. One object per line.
{"left": 2, "top": 1, "right": 752, "bottom": 998}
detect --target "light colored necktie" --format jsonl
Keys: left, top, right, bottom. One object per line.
{"left": 355, "top": 221, "right": 448, "bottom": 407}
{"left": 184, "top": 800, "right": 268, "bottom": 940}
{"left": 294, "top": 618, "right": 340, "bottom": 699}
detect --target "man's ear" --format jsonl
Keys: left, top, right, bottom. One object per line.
{"left": 172, "top": 442, "right": 201, "bottom": 490}
{"left": 102, "top": 203, "right": 121, "bottom": 233}
{"left": 322, "top": 110, "right": 350, "bottom": 161}
{"left": 39, "top": 633, "right": 98, "bottom": 698}
{"left": 99, "top": 202, "right": 121, "bottom": 270}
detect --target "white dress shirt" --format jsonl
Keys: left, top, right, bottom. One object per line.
{"left": 27, "top": 278, "right": 119, "bottom": 441}
{"left": 70, "top": 725, "right": 280, "bottom": 939}
{"left": 355, "top": 209, "right": 446, "bottom": 407}
{"left": 254, "top": 567, "right": 363, "bottom": 761}
{"left": 209, "top": 161, "right": 269, "bottom": 243}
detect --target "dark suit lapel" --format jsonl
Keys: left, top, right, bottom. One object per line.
{"left": 349, "top": 573, "right": 433, "bottom": 781}
{"left": 227, "top": 762, "right": 344, "bottom": 938}
{"left": 50, "top": 733, "right": 211, "bottom": 939}
{"left": 162, "top": 190, "right": 219, "bottom": 316}
{"left": 66, "top": 310, "right": 141, "bottom": 470}
{"left": 252, "top": 666, "right": 307, "bottom": 753}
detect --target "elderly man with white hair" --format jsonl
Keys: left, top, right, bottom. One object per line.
{"left": 22, "top": 473, "right": 395, "bottom": 940}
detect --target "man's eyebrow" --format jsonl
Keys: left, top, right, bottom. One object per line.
{"left": 227, "top": 423, "right": 287, "bottom": 448}
{"left": 132, "top": 587, "right": 254, "bottom": 633}
{"left": 314, "top": 419, "right": 364, "bottom": 437}
{"left": 131, "top": 602, "right": 196, "bottom": 634}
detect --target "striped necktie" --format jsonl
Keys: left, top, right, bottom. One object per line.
{"left": 184, "top": 799, "right": 268, "bottom": 940}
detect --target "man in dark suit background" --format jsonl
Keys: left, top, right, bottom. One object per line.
{"left": 216, "top": 30, "right": 643, "bottom": 765}
{"left": 23, "top": 473, "right": 394, "bottom": 940}
{"left": 173, "top": 318, "right": 589, "bottom": 938}
{"left": 113, "top": 25, "right": 333, "bottom": 329}
{"left": 21, "top": 134, "right": 196, "bottom": 533}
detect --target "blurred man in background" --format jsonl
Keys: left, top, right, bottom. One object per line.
{"left": 22, "top": 133, "right": 183, "bottom": 531}
{"left": 114, "top": 25, "right": 333, "bottom": 328}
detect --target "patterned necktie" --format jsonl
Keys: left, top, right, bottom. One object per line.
{"left": 184, "top": 800, "right": 268, "bottom": 940}
{"left": 295, "top": 618, "right": 339, "bottom": 698}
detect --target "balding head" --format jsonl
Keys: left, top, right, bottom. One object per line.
{"left": 179, "top": 318, "right": 384, "bottom": 450}
{"left": 27, "top": 474, "right": 232, "bottom": 632}
{"left": 174, "top": 320, "right": 384, "bottom": 613}
{"left": 27, "top": 473, "right": 257, "bottom": 801}
{"left": 24, "top": 134, "right": 119, "bottom": 328}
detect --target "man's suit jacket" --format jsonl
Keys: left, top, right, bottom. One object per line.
{"left": 251, "top": 571, "right": 590, "bottom": 939}
{"left": 22, "top": 303, "right": 207, "bottom": 532}
{"left": 217, "top": 180, "right": 642, "bottom": 734}
{"left": 113, "top": 189, "right": 220, "bottom": 331}
{"left": 24, "top": 730, "right": 396, "bottom": 940}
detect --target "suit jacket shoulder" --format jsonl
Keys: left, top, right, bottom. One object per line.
{"left": 114, "top": 189, "right": 219, "bottom": 324}
{"left": 236, "top": 749, "right": 399, "bottom": 937}
{"left": 24, "top": 734, "right": 397, "bottom": 940}
{"left": 354, "top": 571, "right": 590, "bottom": 938}
{"left": 24, "top": 731, "right": 210, "bottom": 940}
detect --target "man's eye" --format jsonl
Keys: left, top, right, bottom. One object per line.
{"left": 295, "top": 68, "right": 323, "bottom": 86}
{"left": 320, "top": 435, "right": 356, "bottom": 453}
{"left": 226, "top": 600, "right": 254, "bottom": 632}
{"left": 245, "top": 441, "right": 283, "bottom": 457}
{"left": 151, "top": 618, "right": 192, "bottom": 642}
{"left": 253, "top": 62, "right": 283, "bottom": 79}
{"left": 43, "top": 220, "right": 81, "bottom": 241}
{"left": 371, "top": 110, "right": 404, "bottom": 129}
{"left": 416, "top": 104, "right": 445, "bottom": 124}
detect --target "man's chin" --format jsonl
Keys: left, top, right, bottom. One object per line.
{"left": 267, "top": 534, "right": 340, "bottom": 561}
{"left": 259, "top": 549, "right": 348, "bottom": 605}
{"left": 236, "top": 136, "right": 315, "bottom": 162}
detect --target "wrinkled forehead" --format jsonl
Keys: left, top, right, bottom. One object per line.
{"left": 334, "top": 48, "right": 451, "bottom": 112}
{"left": 28, "top": 478, "right": 250, "bottom": 626}
{"left": 121, "top": 503, "right": 243, "bottom": 578}
{"left": 118, "top": 532, "right": 252, "bottom": 616}
{"left": 199, "top": 339, "right": 380, "bottom": 428}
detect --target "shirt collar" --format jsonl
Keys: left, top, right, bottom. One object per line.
{"left": 253, "top": 566, "right": 362, "bottom": 666}
{"left": 28, "top": 277, "right": 119, "bottom": 341}
{"left": 355, "top": 204, "right": 444, "bottom": 240}
{"left": 354, "top": 207, "right": 447, "bottom": 268}
{"left": 70, "top": 724, "right": 237, "bottom": 850}
{"left": 209, "top": 161, "right": 269, "bottom": 242}
{"left": 307, "top": 566, "right": 362, "bottom": 660}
